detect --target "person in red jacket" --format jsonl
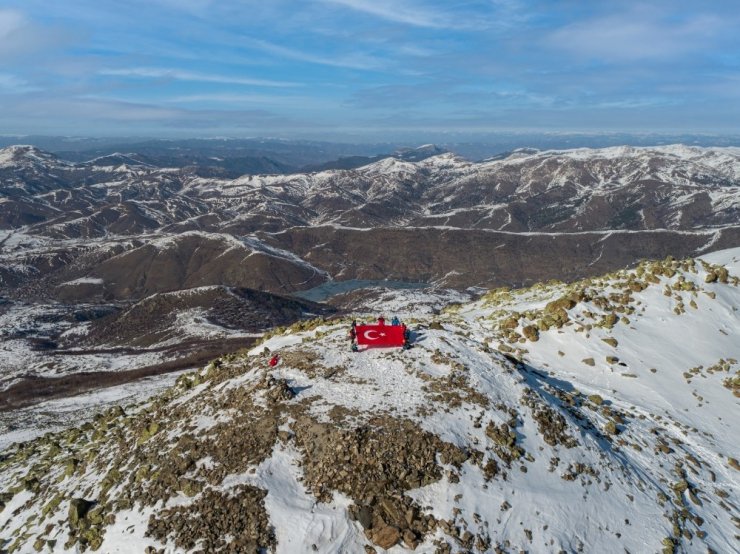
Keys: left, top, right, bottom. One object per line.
{"left": 269, "top": 354, "right": 280, "bottom": 367}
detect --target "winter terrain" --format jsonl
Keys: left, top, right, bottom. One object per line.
{"left": 0, "top": 247, "right": 738, "bottom": 553}
{"left": 2, "top": 143, "right": 739, "bottom": 399}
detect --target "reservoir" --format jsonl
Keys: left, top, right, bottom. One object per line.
{"left": 292, "top": 279, "right": 428, "bottom": 303}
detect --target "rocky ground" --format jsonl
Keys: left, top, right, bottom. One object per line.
{"left": 0, "top": 249, "right": 739, "bottom": 553}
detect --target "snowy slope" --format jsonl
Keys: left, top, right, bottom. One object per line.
{"left": 1, "top": 249, "right": 738, "bottom": 553}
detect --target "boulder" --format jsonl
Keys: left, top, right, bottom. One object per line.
{"left": 545, "top": 296, "right": 577, "bottom": 313}
{"left": 371, "top": 524, "right": 401, "bottom": 550}
{"left": 0, "top": 491, "right": 13, "bottom": 512}
{"left": 601, "top": 313, "right": 618, "bottom": 328}
{"left": 356, "top": 505, "right": 373, "bottom": 530}
{"left": 68, "top": 498, "right": 94, "bottom": 528}
{"left": 522, "top": 325, "right": 539, "bottom": 342}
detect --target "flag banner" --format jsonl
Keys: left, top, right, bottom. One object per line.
{"left": 355, "top": 324, "right": 405, "bottom": 347}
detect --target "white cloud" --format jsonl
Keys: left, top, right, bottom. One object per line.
{"left": 246, "top": 38, "right": 385, "bottom": 70}
{"left": 548, "top": 10, "right": 726, "bottom": 62}
{"left": 0, "top": 94, "right": 314, "bottom": 135}
{"left": 321, "top": 0, "right": 454, "bottom": 29}
{"left": 149, "top": 0, "right": 214, "bottom": 12}
{"left": 166, "top": 92, "right": 334, "bottom": 108}
{"left": 99, "top": 67, "right": 301, "bottom": 88}
{"left": 0, "top": 8, "right": 24, "bottom": 38}
{"left": 0, "top": 8, "right": 75, "bottom": 61}
{"left": 0, "top": 73, "right": 29, "bottom": 91}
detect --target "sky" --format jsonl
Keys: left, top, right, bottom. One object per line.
{"left": 0, "top": 0, "right": 739, "bottom": 140}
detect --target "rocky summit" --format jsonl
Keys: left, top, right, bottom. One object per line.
{"left": 1, "top": 247, "right": 738, "bottom": 553}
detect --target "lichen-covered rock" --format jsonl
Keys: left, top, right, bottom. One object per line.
{"left": 600, "top": 313, "right": 619, "bottom": 328}
{"left": 588, "top": 394, "right": 604, "bottom": 406}
{"left": 68, "top": 498, "right": 94, "bottom": 528}
{"left": 545, "top": 295, "right": 577, "bottom": 313}
{"left": 500, "top": 315, "right": 519, "bottom": 330}
{"left": 137, "top": 422, "right": 160, "bottom": 445}
{"left": 41, "top": 493, "right": 63, "bottom": 518}
{"left": 522, "top": 325, "right": 539, "bottom": 342}
{"left": 0, "top": 491, "right": 13, "bottom": 513}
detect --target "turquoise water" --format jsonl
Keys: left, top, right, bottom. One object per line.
{"left": 293, "top": 279, "right": 428, "bottom": 303}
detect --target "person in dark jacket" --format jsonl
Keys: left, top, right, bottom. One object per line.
{"left": 402, "top": 324, "right": 412, "bottom": 350}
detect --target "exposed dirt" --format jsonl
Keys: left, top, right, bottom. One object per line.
{"left": 0, "top": 337, "right": 255, "bottom": 412}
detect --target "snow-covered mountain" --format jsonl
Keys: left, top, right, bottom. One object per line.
{"left": 3, "top": 143, "right": 740, "bottom": 236}
{"left": 2, "top": 143, "right": 740, "bottom": 297}
{"left": 1, "top": 248, "right": 738, "bottom": 553}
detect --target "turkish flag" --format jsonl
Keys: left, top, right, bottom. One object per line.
{"left": 355, "top": 324, "right": 405, "bottom": 347}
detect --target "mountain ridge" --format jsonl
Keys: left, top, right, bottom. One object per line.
{"left": 0, "top": 248, "right": 738, "bottom": 553}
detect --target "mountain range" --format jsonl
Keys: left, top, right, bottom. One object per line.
{"left": 2, "top": 144, "right": 739, "bottom": 297}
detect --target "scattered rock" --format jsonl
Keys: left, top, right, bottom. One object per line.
{"left": 522, "top": 325, "right": 539, "bottom": 342}
{"left": 369, "top": 524, "right": 401, "bottom": 550}
{"left": 146, "top": 485, "right": 275, "bottom": 552}
{"left": 68, "top": 498, "right": 94, "bottom": 529}
{"left": 588, "top": 394, "right": 604, "bottom": 406}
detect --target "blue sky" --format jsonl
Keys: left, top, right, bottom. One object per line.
{"left": 0, "top": 0, "right": 738, "bottom": 139}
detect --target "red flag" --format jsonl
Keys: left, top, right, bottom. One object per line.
{"left": 355, "top": 324, "right": 405, "bottom": 347}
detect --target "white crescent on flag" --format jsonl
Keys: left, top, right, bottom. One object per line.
{"left": 363, "top": 330, "right": 379, "bottom": 341}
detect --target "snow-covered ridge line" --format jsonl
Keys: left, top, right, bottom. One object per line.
{"left": 272, "top": 222, "right": 737, "bottom": 237}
